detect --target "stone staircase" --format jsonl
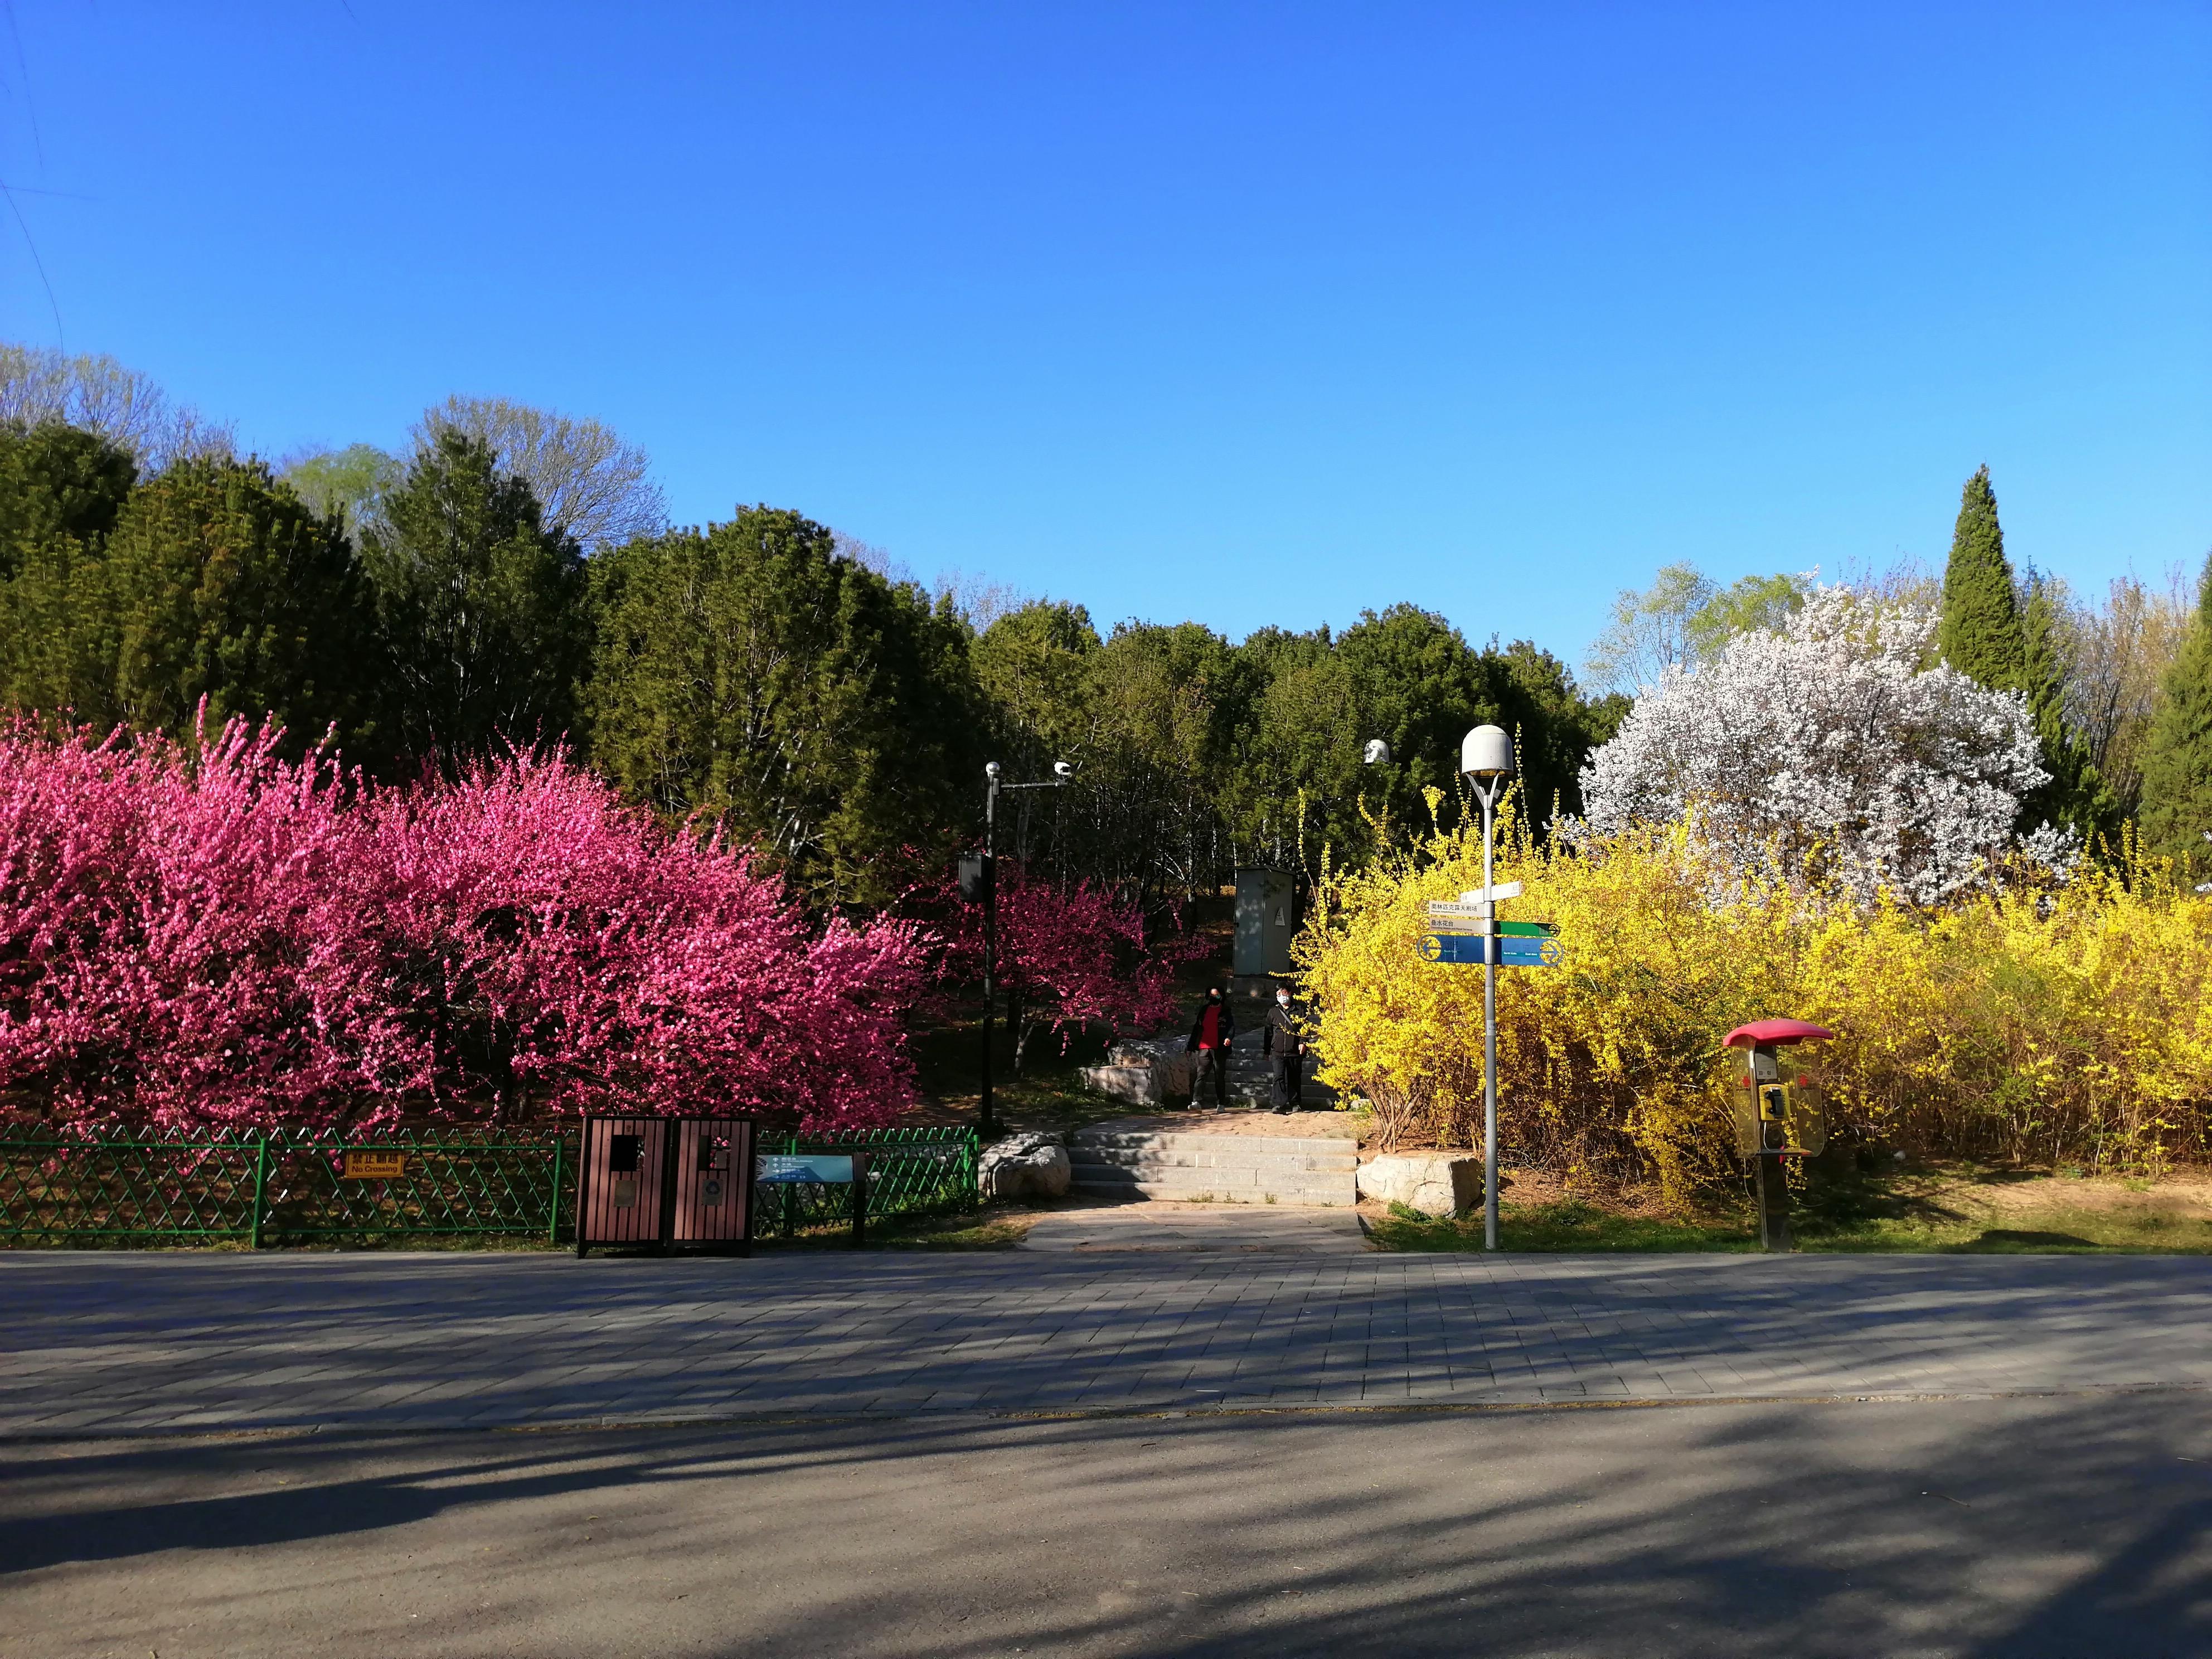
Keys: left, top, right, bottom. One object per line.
{"left": 1069, "top": 1124, "right": 1358, "bottom": 1207}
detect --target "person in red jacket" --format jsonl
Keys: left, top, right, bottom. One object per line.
{"left": 1183, "top": 984, "right": 1236, "bottom": 1108}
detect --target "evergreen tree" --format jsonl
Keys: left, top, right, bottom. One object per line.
{"left": 1938, "top": 465, "right": 2026, "bottom": 691}
{"left": 361, "top": 431, "right": 586, "bottom": 762}
{"left": 585, "top": 507, "right": 980, "bottom": 906}
{"left": 104, "top": 456, "right": 375, "bottom": 750}
{"left": 0, "top": 421, "right": 137, "bottom": 573}
{"left": 1482, "top": 639, "right": 1618, "bottom": 824}
{"left": 1336, "top": 601, "right": 1499, "bottom": 836}
{"left": 2138, "top": 554, "right": 2212, "bottom": 873}
{"left": 2017, "top": 572, "right": 2114, "bottom": 842}
{"left": 0, "top": 423, "right": 137, "bottom": 724}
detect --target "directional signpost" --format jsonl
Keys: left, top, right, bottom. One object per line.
{"left": 1427, "top": 725, "right": 1550, "bottom": 1251}
{"left": 1419, "top": 931, "right": 1564, "bottom": 966}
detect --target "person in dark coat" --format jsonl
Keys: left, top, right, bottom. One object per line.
{"left": 1262, "top": 985, "right": 1307, "bottom": 1113}
{"left": 1184, "top": 985, "right": 1235, "bottom": 1107}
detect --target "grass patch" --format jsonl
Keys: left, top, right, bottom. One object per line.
{"left": 1365, "top": 1165, "right": 2212, "bottom": 1254}
{"left": 1371, "top": 1200, "right": 1755, "bottom": 1253}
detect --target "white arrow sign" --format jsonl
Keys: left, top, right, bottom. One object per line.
{"left": 1457, "top": 882, "right": 1522, "bottom": 905}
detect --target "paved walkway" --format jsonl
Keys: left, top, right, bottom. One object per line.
{"left": 3, "top": 1250, "right": 2209, "bottom": 1435}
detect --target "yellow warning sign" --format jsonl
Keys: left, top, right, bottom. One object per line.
{"left": 341, "top": 1150, "right": 408, "bottom": 1180}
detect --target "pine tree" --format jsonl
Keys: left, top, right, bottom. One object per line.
{"left": 584, "top": 507, "right": 981, "bottom": 906}
{"left": 0, "top": 422, "right": 137, "bottom": 725}
{"left": 105, "top": 456, "right": 375, "bottom": 751}
{"left": 2017, "top": 572, "right": 2113, "bottom": 841}
{"left": 1938, "top": 465, "right": 2025, "bottom": 691}
{"left": 2138, "top": 554, "right": 2212, "bottom": 873}
{"left": 360, "top": 431, "right": 586, "bottom": 763}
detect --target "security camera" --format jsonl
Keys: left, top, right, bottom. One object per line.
{"left": 985, "top": 761, "right": 1002, "bottom": 780}
{"left": 1362, "top": 739, "right": 1390, "bottom": 766}
{"left": 1052, "top": 760, "right": 1074, "bottom": 780}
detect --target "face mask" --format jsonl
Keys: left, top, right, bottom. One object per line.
{"left": 1277, "top": 995, "right": 1290, "bottom": 1006}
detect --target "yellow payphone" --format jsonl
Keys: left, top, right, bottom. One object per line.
{"left": 1726, "top": 1047, "right": 1827, "bottom": 1157}
{"left": 1722, "top": 1018, "right": 1836, "bottom": 1250}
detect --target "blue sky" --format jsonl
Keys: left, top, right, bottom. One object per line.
{"left": 2, "top": 2, "right": 2206, "bottom": 668}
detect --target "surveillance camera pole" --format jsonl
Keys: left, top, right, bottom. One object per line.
{"left": 978, "top": 763, "right": 1071, "bottom": 1144}
{"left": 1458, "top": 723, "right": 1516, "bottom": 1253}
{"left": 1474, "top": 771, "right": 1505, "bottom": 1252}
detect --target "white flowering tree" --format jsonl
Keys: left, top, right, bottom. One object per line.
{"left": 1577, "top": 589, "right": 2055, "bottom": 904}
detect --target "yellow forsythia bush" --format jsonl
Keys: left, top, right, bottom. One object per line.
{"left": 1298, "top": 801, "right": 2212, "bottom": 1206}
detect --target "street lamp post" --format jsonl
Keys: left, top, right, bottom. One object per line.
{"left": 1459, "top": 724, "right": 1516, "bottom": 1251}
{"left": 977, "top": 760, "right": 1071, "bottom": 1143}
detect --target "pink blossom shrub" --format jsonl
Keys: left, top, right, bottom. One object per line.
{"left": 923, "top": 860, "right": 1201, "bottom": 1070}
{"left": 0, "top": 717, "right": 921, "bottom": 1132}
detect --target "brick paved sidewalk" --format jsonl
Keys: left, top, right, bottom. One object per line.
{"left": 3, "top": 1251, "right": 2208, "bottom": 1435}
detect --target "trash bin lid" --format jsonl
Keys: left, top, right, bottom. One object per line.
{"left": 1723, "top": 1018, "right": 1835, "bottom": 1050}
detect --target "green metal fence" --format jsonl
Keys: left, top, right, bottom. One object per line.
{"left": 0, "top": 1120, "right": 981, "bottom": 1248}
{"left": 758, "top": 1126, "right": 981, "bottom": 1236}
{"left": 0, "top": 1125, "right": 574, "bottom": 1248}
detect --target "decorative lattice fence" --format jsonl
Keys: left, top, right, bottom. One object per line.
{"left": 755, "top": 1126, "right": 981, "bottom": 1235}
{"left": 0, "top": 1120, "right": 981, "bottom": 1248}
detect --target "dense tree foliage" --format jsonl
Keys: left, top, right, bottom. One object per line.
{"left": 105, "top": 457, "right": 374, "bottom": 746}
{"left": 586, "top": 507, "right": 979, "bottom": 906}
{"left": 0, "top": 423, "right": 139, "bottom": 724}
{"left": 1, "top": 433, "right": 372, "bottom": 753}
{"left": 971, "top": 598, "right": 1618, "bottom": 911}
{"left": 2138, "top": 556, "right": 2212, "bottom": 873}
{"left": 359, "top": 431, "right": 587, "bottom": 764}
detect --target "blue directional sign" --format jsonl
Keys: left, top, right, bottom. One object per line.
{"left": 1419, "top": 933, "right": 1564, "bottom": 967}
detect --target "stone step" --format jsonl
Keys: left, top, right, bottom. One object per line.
{"left": 1067, "top": 1173, "right": 1355, "bottom": 1207}
{"left": 1071, "top": 1161, "right": 1351, "bottom": 1187}
{"left": 1066, "top": 1159, "right": 1354, "bottom": 1185}
{"left": 1068, "top": 1120, "right": 1359, "bottom": 1207}
{"left": 1073, "top": 1131, "right": 1353, "bottom": 1155}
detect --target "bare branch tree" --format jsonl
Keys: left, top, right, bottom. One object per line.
{"left": 933, "top": 565, "right": 1030, "bottom": 629}
{"left": 1582, "top": 562, "right": 1717, "bottom": 696}
{"left": 413, "top": 395, "right": 667, "bottom": 550}
{"left": 2055, "top": 569, "right": 2191, "bottom": 811}
{"left": 0, "top": 342, "right": 235, "bottom": 469}
{"left": 831, "top": 530, "right": 915, "bottom": 586}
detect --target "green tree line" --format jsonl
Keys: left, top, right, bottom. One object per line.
{"left": 0, "top": 409, "right": 1620, "bottom": 911}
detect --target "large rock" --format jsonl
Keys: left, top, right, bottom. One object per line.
{"left": 1076, "top": 1062, "right": 1161, "bottom": 1105}
{"left": 1357, "top": 1153, "right": 1481, "bottom": 1217}
{"left": 978, "top": 1132, "right": 1073, "bottom": 1201}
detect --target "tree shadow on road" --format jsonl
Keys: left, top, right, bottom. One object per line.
{"left": 5, "top": 1391, "right": 2210, "bottom": 1657}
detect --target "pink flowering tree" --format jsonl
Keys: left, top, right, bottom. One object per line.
{"left": 0, "top": 716, "right": 923, "bottom": 1133}
{"left": 923, "top": 860, "right": 1199, "bottom": 1074}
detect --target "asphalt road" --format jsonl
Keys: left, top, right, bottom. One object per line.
{"left": 11, "top": 1250, "right": 2210, "bottom": 1431}
{"left": 6, "top": 1391, "right": 2209, "bottom": 1658}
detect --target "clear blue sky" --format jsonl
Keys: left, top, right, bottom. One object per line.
{"left": 3, "top": 2, "right": 2206, "bottom": 668}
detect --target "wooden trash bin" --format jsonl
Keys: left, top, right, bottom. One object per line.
{"left": 576, "top": 1115, "right": 756, "bottom": 1257}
